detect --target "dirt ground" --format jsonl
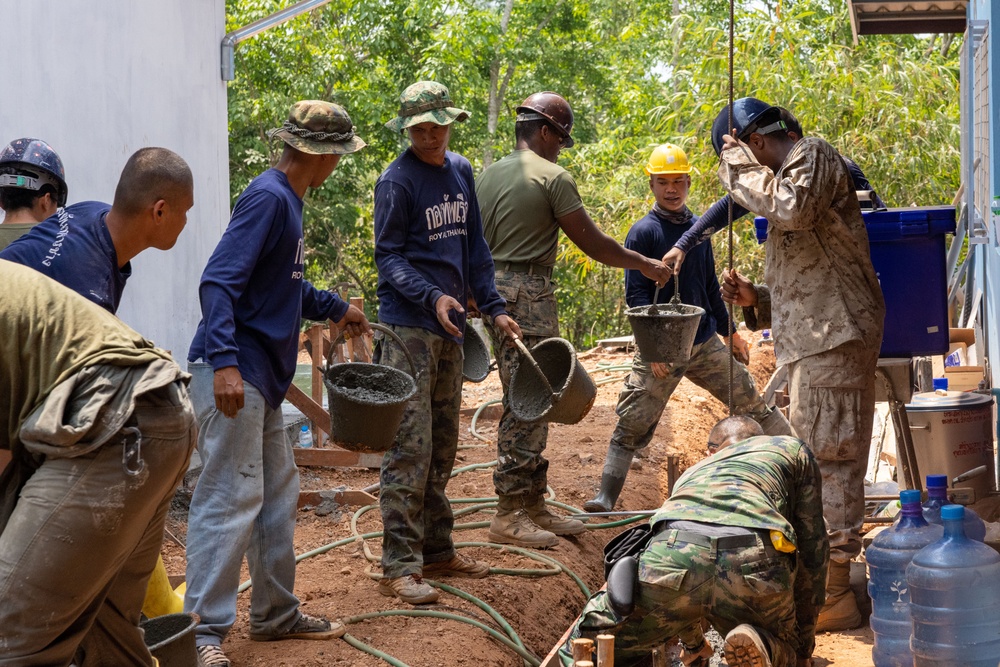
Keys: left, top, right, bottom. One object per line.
{"left": 163, "top": 331, "right": 877, "bottom": 666}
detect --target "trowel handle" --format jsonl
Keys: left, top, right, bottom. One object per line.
{"left": 513, "top": 337, "right": 555, "bottom": 395}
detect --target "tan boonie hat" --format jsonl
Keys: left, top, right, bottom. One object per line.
{"left": 268, "top": 100, "right": 367, "bottom": 155}
{"left": 385, "top": 81, "right": 470, "bottom": 133}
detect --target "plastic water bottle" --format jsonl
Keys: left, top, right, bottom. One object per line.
{"left": 867, "top": 490, "right": 943, "bottom": 667}
{"left": 298, "top": 424, "right": 313, "bottom": 448}
{"left": 922, "top": 474, "right": 985, "bottom": 542}
{"left": 756, "top": 329, "right": 773, "bottom": 348}
{"left": 907, "top": 505, "right": 1000, "bottom": 666}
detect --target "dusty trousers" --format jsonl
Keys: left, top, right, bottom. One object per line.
{"left": 0, "top": 383, "right": 195, "bottom": 666}
{"left": 787, "top": 340, "right": 878, "bottom": 563}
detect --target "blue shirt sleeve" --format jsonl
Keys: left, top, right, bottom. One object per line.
{"left": 674, "top": 195, "right": 750, "bottom": 254}
{"left": 373, "top": 179, "right": 445, "bottom": 314}
{"left": 301, "top": 281, "right": 349, "bottom": 322}
{"left": 704, "top": 250, "right": 732, "bottom": 336}
{"left": 198, "top": 189, "right": 282, "bottom": 370}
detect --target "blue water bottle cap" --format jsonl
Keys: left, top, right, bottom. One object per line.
{"left": 900, "top": 489, "right": 921, "bottom": 505}
{"left": 762, "top": 329, "right": 771, "bottom": 339}
{"left": 941, "top": 504, "right": 965, "bottom": 521}
{"left": 926, "top": 474, "right": 948, "bottom": 488}
{"left": 301, "top": 425, "right": 309, "bottom": 432}
{"left": 932, "top": 377, "right": 949, "bottom": 391}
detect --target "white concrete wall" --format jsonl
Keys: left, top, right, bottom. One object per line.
{"left": 0, "top": 0, "right": 229, "bottom": 363}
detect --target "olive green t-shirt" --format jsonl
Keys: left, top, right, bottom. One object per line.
{"left": 476, "top": 149, "right": 584, "bottom": 267}
{"left": 0, "top": 222, "right": 37, "bottom": 251}
{"left": 1, "top": 259, "right": 171, "bottom": 451}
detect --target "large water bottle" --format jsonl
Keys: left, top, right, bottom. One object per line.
{"left": 907, "top": 505, "right": 1000, "bottom": 666}
{"left": 867, "top": 489, "right": 943, "bottom": 667}
{"left": 921, "top": 474, "right": 986, "bottom": 542}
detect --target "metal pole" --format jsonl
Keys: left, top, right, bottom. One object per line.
{"left": 221, "top": 0, "right": 335, "bottom": 80}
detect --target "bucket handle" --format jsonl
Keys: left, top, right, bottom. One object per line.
{"left": 514, "top": 338, "right": 555, "bottom": 396}
{"left": 325, "top": 322, "right": 418, "bottom": 381}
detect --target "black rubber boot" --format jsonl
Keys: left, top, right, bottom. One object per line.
{"left": 583, "top": 445, "right": 633, "bottom": 512}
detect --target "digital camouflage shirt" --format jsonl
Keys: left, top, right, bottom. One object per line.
{"left": 719, "top": 137, "right": 885, "bottom": 366}
{"left": 651, "top": 435, "right": 829, "bottom": 653}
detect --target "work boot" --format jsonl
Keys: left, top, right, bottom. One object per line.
{"left": 758, "top": 407, "right": 793, "bottom": 437}
{"left": 423, "top": 553, "right": 490, "bottom": 579}
{"left": 524, "top": 494, "right": 587, "bottom": 535}
{"left": 583, "top": 444, "right": 633, "bottom": 512}
{"left": 489, "top": 496, "right": 559, "bottom": 548}
{"left": 816, "top": 560, "right": 863, "bottom": 632}
{"left": 723, "top": 624, "right": 771, "bottom": 667}
{"left": 378, "top": 574, "right": 439, "bottom": 605}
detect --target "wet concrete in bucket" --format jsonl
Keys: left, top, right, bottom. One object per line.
{"left": 511, "top": 343, "right": 571, "bottom": 421}
{"left": 328, "top": 365, "right": 414, "bottom": 405}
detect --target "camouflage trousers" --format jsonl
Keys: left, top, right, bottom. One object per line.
{"left": 376, "top": 324, "right": 464, "bottom": 578}
{"left": 559, "top": 530, "right": 799, "bottom": 667}
{"left": 788, "top": 340, "right": 878, "bottom": 564}
{"left": 486, "top": 270, "right": 560, "bottom": 498}
{"left": 611, "top": 336, "right": 777, "bottom": 453}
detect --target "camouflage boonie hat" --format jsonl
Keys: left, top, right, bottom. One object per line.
{"left": 385, "top": 81, "right": 470, "bottom": 133}
{"left": 268, "top": 100, "right": 367, "bottom": 155}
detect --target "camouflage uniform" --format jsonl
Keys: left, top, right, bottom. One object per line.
{"left": 377, "top": 324, "right": 464, "bottom": 577}
{"left": 559, "top": 436, "right": 829, "bottom": 667}
{"left": 485, "top": 269, "right": 560, "bottom": 498}
{"left": 722, "top": 138, "right": 885, "bottom": 563}
{"left": 610, "top": 336, "right": 776, "bottom": 455}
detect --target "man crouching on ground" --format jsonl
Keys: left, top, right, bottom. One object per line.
{"left": 559, "top": 416, "right": 828, "bottom": 667}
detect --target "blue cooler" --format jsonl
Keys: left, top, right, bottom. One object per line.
{"left": 753, "top": 206, "right": 955, "bottom": 358}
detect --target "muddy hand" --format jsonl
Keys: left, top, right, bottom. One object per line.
{"left": 662, "top": 246, "right": 686, "bottom": 277}
{"left": 640, "top": 257, "right": 672, "bottom": 287}
{"left": 494, "top": 314, "right": 522, "bottom": 342}
{"left": 336, "top": 303, "right": 372, "bottom": 339}
{"left": 434, "top": 294, "right": 465, "bottom": 337}
{"left": 214, "top": 366, "right": 245, "bottom": 418}
{"left": 720, "top": 268, "right": 758, "bottom": 308}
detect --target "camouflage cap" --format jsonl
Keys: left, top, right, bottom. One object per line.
{"left": 268, "top": 100, "right": 367, "bottom": 155}
{"left": 385, "top": 81, "right": 470, "bottom": 133}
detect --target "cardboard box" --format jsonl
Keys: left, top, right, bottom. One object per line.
{"left": 931, "top": 328, "right": 985, "bottom": 391}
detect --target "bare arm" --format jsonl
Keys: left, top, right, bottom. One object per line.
{"left": 557, "top": 207, "right": 671, "bottom": 285}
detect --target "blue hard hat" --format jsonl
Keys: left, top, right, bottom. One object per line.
{"left": 711, "top": 97, "right": 783, "bottom": 156}
{"left": 0, "top": 137, "right": 68, "bottom": 207}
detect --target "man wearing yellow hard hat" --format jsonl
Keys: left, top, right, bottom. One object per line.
{"left": 584, "top": 143, "right": 791, "bottom": 514}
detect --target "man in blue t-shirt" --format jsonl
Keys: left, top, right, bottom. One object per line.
{"left": 184, "top": 101, "right": 370, "bottom": 667}
{"left": 584, "top": 144, "right": 791, "bottom": 514}
{"left": 374, "top": 81, "right": 522, "bottom": 606}
{"left": 0, "top": 147, "right": 194, "bottom": 313}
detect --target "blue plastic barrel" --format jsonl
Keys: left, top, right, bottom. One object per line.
{"left": 868, "top": 490, "right": 944, "bottom": 667}
{"left": 907, "top": 505, "right": 1000, "bottom": 666}
{"left": 922, "top": 474, "right": 986, "bottom": 542}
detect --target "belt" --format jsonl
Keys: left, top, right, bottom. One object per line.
{"left": 496, "top": 261, "right": 553, "bottom": 278}
{"left": 650, "top": 527, "right": 766, "bottom": 552}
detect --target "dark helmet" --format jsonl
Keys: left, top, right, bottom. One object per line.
{"left": 0, "top": 137, "right": 68, "bottom": 207}
{"left": 710, "top": 97, "right": 784, "bottom": 156}
{"left": 516, "top": 92, "right": 575, "bottom": 147}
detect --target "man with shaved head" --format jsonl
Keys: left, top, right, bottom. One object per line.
{"left": 0, "top": 146, "right": 194, "bottom": 313}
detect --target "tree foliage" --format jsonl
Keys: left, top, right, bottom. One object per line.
{"left": 226, "top": 0, "right": 961, "bottom": 348}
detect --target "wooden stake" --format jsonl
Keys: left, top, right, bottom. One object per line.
{"left": 574, "top": 662, "right": 594, "bottom": 667}
{"left": 596, "top": 634, "right": 614, "bottom": 667}
{"left": 571, "top": 638, "right": 594, "bottom": 663}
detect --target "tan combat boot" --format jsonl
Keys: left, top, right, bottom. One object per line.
{"left": 523, "top": 494, "right": 587, "bottom": 535}
{"left": 489, "top": 495, "right": 559, "bottom": 548}
{"left": 816, "top": 560, "right": 863, "bottom": 632}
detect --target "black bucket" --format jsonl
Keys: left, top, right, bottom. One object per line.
{"left": 324, "top": 323, "right": 417, "bottom": 453}
{"left": 141, "top": 612, "right": 198, "bottom": 667}
{"left": 510, "top": 338, "right": 596, "bottom": 424}
{"left": 625, "top": 303, "right": 705, "bottom": 365}
{"left": 462, "top": 325, "right": 491, "bottom": 383}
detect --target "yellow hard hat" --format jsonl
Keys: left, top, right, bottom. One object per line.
{"left": 644, "top": 143, "right": 692, "bottom": 175}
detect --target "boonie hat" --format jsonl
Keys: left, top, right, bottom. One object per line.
{"left": 268, "top": 100, "right": 367, "bottom": 155}
{"left": 385, "top": 81, "right": 470, "bottom": 133}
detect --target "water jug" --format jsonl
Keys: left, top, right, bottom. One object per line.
{"left": 867, "top": 490, "right": 943, "bottom": 667}
{"left": 298, "top": 424, "right": 313, "bottom": 448}
{"left": 907, "top": 505, "right": 1000, "bottom": 666}
{"left": 922, "top": 474, "right": 985, "bottom": 542}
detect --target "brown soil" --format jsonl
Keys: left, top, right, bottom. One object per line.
{"left": 163, "top": 332, "right": 875, "bottom": 666}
